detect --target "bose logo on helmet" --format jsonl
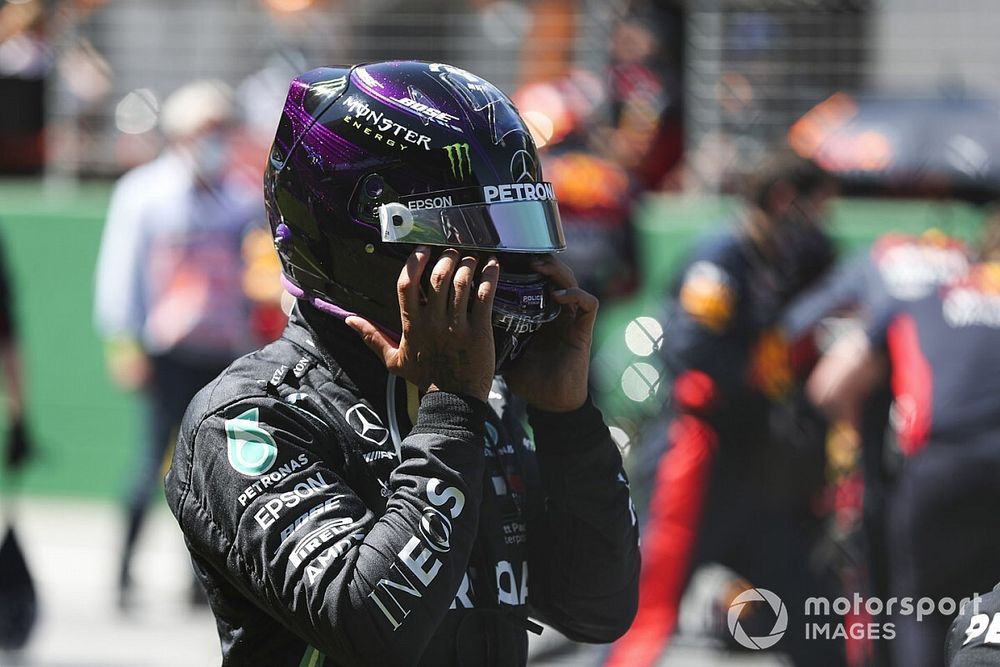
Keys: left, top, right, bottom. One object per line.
{"left": 483, "top": 182, "right": 556, "bottom": 204}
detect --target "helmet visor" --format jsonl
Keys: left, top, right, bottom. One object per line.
{"left": 378, "top": 185, "right": 566, "bottom": 253}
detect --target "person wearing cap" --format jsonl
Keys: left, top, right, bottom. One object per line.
{"left": 94, "top": 79, "right": 264, "bottom": 608}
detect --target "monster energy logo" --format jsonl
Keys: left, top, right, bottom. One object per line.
{"left": 444, "top": 143, "right": 472, "bottom": 179}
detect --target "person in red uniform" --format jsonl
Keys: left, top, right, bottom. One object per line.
{"left": 808, "top": 216, "right": 1000, "bottom": 667}
{"left": 607, "top": 150, "right": 842, "bottom": 667}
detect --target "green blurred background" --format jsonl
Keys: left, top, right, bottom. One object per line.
{"left": 0, "top": 179, "right": 987, "bottom": 498}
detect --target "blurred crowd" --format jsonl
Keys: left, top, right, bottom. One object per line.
{"left": 2, "top": 2, "right": 1000, "bottom": 667}
{"left": 602, "top": 150, "right": 1000, "bottom": 667}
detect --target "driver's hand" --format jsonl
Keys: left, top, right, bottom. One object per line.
{"left": 503, "top": 255, "right": 598, "bottom": 412}
{"left": 346, "top": 247, "right": 499, "bottom": 403}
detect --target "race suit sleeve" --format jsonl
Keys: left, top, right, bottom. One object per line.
{"left": 167, "top": 390, "right": 487, "bottom": 666}
{"left": 525, "top": 397, "right": 640, "bottom": 642}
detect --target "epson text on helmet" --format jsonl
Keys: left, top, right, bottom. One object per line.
{"left": 407, "top": 195, "right": 454, "bottom": 211}
{"left": 483, "top": 182, "right": 556, "bottom": 204}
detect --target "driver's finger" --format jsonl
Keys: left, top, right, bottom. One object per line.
{"left": 397, "top": 246, "right": 430, "bottom": 330}
{"left": 531, "top": 255, "right": 578, "bottom": 289}
{"left": 451, "top": 255, "right": 478, "bottom": 323}
{"left": 471, "top": 256, "right": 500, "bottom": 331}
{"left": 428, "top": 249, "right": 461, "bottom": 315}
{"left": 346, "top": 315, "right": 400, "bottom": 368}
{"left": 551, "top": 287, "right": 599, "bottom": 317}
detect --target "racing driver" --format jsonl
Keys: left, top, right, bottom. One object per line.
{"left": 164, "top": 61, "right": 640, "bottom": 666}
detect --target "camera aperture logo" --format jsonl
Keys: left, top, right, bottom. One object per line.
{"left": 728, "top": 587, "right": 788, "bottom": 650}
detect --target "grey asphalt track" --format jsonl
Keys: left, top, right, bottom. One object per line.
{"left": 0, "top": 499, "right": 786, "bottom": 667}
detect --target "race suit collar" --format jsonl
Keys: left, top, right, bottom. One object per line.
{"left": 285, "top": 302, "right": 390, "bottom": 404}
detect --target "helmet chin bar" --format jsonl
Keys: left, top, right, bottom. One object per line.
{"left": 492, "top": 308, "right": 559, "bottom": 335}
{"left": 493, "top": 329, "right": 522, "bottom": 371}
{"left": 283, "top": 268, "right": 558, "bottom": 369}
{"left": 491, "top": 270, "right": 560, "bottom": 369}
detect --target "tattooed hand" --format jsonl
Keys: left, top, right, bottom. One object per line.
{"left": 346, "top": 247, "right": 498, "bottom": 403}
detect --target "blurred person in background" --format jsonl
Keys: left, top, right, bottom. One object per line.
{"left": 808, "top": 211, "right": 1000, "bottom": 667}
{"left": 0, "top": 0, "right": 50, "bottom": 174}
{"left": 233, "top": 53, "right": 307, "bottom": 344}
{"left": 607, "top": 149, "right": 842, "bottom": 667}
{"left": 232, "top": 50, "right": 309, "bottom": 190}
{"left": 603, "top": 14, "right": 682, "bottom": 192}
{"left": 0, "top": 230, "right": 29, "bottom": 473}
{"left": 782, "top": 229, "right": 971, "bottom": 343}
{"left": 544, "top": 145, "right": 638, "bottom": 301}
{"left": 781, "top": 227, "right": 971, "bottom": 667}
{"left": 165, "top": 61, "right": 639, "bottom": 667}
{"left": 513, "top": 11, "right": 682, "bottom": 305}
{"left": 516, "top": 69, "right": 640, "bottom": 303}
{"left": 93, "top": 79, "right": 264, "bottom": 609}
{"left": 0, "top": 228, "right": 36, "bottom": 654}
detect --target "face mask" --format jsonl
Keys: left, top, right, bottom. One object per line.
{"left": 187, "top": 132, "right": 229, "bottom": 182}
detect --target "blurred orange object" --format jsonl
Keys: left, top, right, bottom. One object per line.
{"left": 748, "top": 329, "right": 793, "bottom": 400}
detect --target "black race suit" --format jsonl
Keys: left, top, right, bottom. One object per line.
{"left": 165, "top": 304, "right": 640, "bottom": 666}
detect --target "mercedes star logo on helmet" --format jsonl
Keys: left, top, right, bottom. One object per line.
{"left": 510, "top": 149, "right": 536, "bottom": 183}
{"left": 345, "top": 404, "right": 389, "bottom": 446}
{"left": 727, "top": 587, "right": 788, "bottom": 650}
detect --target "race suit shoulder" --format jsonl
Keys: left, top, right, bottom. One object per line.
{"left": 165, "top": 308, "right": 639, "bottom": 666}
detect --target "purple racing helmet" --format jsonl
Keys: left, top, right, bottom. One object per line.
{"left": 265, "top": 61, "right": 566, "bottom": 366}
